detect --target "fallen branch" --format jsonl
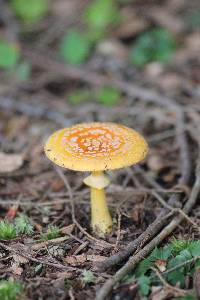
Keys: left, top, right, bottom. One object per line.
{"left": 94, "top": 211, "right": 174, "bottom": 271}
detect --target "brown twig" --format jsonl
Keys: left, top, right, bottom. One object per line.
{"left": 94, "top": 211, "right": 174, "bottom": 272}
{"left": 0, "top": 242, "right": 76, "bottom": 271}
{"left": 151, "top": 267, "right": 189, "bottom": 297}
{"left": 163, "top": 256, "right": 200, "bottom": 276}
{"left": 30, "top": 236, "right": 70, "bottom": 251}
{"left": 152, "top": 191, "right": 200, "bottom": 232}
{"left": 114, "top": 210, "right": 122, "bottom": 252}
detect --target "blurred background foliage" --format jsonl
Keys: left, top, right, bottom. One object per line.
{"left": 0, "top": 0, "right": 199, "bottom": 105}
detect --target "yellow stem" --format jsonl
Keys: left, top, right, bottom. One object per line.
{"left": 90, "top": 171, "right": 112, "bottom": 236}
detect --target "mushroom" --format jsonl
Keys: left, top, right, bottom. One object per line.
{"left": 44, "top": 122, "right": 148, "bottom": 236}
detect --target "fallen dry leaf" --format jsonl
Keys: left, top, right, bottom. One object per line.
{"left": 31, "top": 236, "right": 69, "bottom": 250}
{"left": 11, "top": 263, "right": 24, "bottom": 275}
{"left": 51, "top": 178, "right": 65, "bottom": 192}
{"left": 0, "top": 152, "right": 24, "bottom": 173}
{"left": 64, "top": 254, "right": 106, "bottom": 266}
{"left": 154, "top": 259, "right": 167, "bottom": 272}
{"left": 52, "top": 0, "right": 79, "bottom": 19}
{"left": 185, "top": 32, "right": 200, "bottom": 53}
{"left": 60, "top": 224, "right": 75, "bottom": 235}
{"left": 115, "top": 8, "right": 149, "bottom": 38}
{"left": 97, "top": 39, "right": 128, "bottom": 59}
{"left": 130, "top": 205, "right": 141, "bottom": 223}
{"left": 48, "top": 271, "right": 74, "bottom": 279}
{"left": 148, "top": 7, "right": 185, "bottom": 34}
{"left": 6, "top": 205, "right": 19, "bottom": 219}
{"left": 13, "top": 254, "right": 29, "bottom": 264}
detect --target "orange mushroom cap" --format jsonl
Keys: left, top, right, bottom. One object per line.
{"left": 44, "top": 122, "right": 148, "bottom": 171}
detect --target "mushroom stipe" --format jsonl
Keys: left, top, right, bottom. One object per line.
{"left": 44, "top": 122, "right": 148, "bottom": 237}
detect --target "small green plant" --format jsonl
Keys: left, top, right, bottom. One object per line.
{"left": 68, "top": 89, "right": 91, "bottom": 105}
{"left": 96, "top": 86, "right": 120, "bottom": 106}
{"left": 10, "top": 0, "right": 48, "bottom": 23}
{"left": 40, "top": 225, "right": 60, "bottom": 241}
{"left": 177, "top": 296, "right": 198, "bottom": 300}
{"left": 137, "top": 275, "right": 151, "bottom": 297}
{"left": 0, "top": 221, "right": 16, "bottom": 240}
{"left": 14, "top": 62, "right": 31, "bottom": 81}
{"left": 59, "top": 0, "right": 121, "bottom": 64}
{"left": 0, "top": 280, "right": 23, "bottom": 300}
{"left": 0, "top": 40, "right": 20, "bottom": 69}
{"left": 68, "top": 86, "right": 121, "bottom": 106}
{"left": 129, "top": 28, "right": 176, "bottom": 67}
{"left": 81, "top": 270, "right": 95, "bottom": 284}
{"left": 85, "top": 0, "right": 120, "bottom": 41}
{"left": 171, "top": 239, "right": 191, "bottom": 255}
{"left": 14, "top": 214, "right": 34, "bottom": 234}
{"left": 60, "top": 29, "right": 92, "bottom": 65}
{"left": 123, "top": 240, "right": 200, "bottom": 297}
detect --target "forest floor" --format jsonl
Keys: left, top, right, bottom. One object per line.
{"left": 0, "top": 0, "right": 200, "bottom": 299}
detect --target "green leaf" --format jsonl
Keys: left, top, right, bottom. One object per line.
{"left": 14, "top": 62, "right": 31, "bottom": 81}
{"left": 68, "top": 89, "right": 91, "bottom": 104}
{"left": 137, "top": 275, "right": 150, "bottom": 296}
{"left": 129, "top": 28, "right": 176, "bottom": 67}
{"left": 136, "top": 245, "right": 172, "bottom": 277}
{"left": 96, "top": 87, "right": 120, "bottom": 106}
{"left": 64, "top": 279, "right": 73, "bottom": 289}
{"left": 60, "top": 30, "right": 91, "bottom": 65}
{"left": 194, "top": 259, "right": 200, "bottom": 269}
{"left": 130, "top": 47, "right": 150, "bottom": 67}
{"left": 188, "top": 240, "right": 200, "bottom": 257}
{"left": 167, "top": 269, "right": 185, "bottom": 288}
{"left": 150, "top": 245, "right": 172, "bottom": 261}
{"left": 14, "top": 214, "right": 34, "bottom": 234}
{"left": 0, "top": 281, "right": 23, "bottom": 300}
{"left": 40, "top": 225, "right": 60, "bottom": 241}
{"left": 0, "top": 40, "right": 19, "bottom": 69}
{"left": 11, "top": 0, "right": 48, "bottom": 23}
{"left": 0, "top": 221, "right": 16, "bottom": 240}
{"left": 176, "top": 295, "right": 197, "bottom": 300}
{"left": 171, "top": 240, "right": 191, "bottom": 255}
{"left": 167, "top": 250, "right": 192, "bottom": 287}
{"left": 85, "top": 0, "right": 120, "bottom": 42}
{"left": 81, "top": 270, "right": 95, "bottom": 284}
{"left": 135, "top": 258, "right": 153, "bottom": 277}
{"left": 85, "top": 0, "right": 120, "bottom": 30}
